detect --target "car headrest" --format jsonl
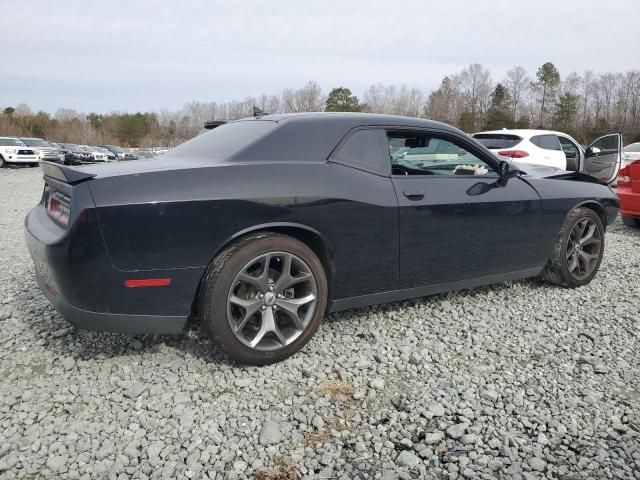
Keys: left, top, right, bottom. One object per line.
{"left": 405, "top": 138, "right": 420, "bottom": 148}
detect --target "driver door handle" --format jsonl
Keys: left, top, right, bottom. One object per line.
{"left": 403, "top": 191, "right": 425, "bottom": 201}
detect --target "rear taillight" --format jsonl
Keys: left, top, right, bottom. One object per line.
{"left": 498, "top": 150, "right": 529, "bottom": 158}
{"left": 46, "top": 192, "right": 71, "bottom": 227}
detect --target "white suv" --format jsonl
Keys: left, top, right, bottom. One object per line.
{"left": 472, "top": 129, "right": 622, "bottom": 183}
{"left": 0, "top": 137, "right": 39, "bottom": 167}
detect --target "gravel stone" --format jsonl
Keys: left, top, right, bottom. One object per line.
{"left": 396, "top": 450, "right": 421, "bottom": 468}
{"left": 528, "top": 457, "right": 547, "bottom": 472}
{"left": 446, "top": 423, "right": 469, "bottom": 439}
{"left": 259, "top": 420, "right": 282, "bottom": 445}
{"left": 424, "top": 431, "right": 445, "bottom": 444}
{"left": 369, "top": 378, "right": 385, "bottom": 390}
{"left": 0, "top": 169, "right": 639, "bottom": 479}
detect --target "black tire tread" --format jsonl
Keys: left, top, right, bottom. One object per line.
{"left": 542, "top": 207, "right": 604, "bottom": 288}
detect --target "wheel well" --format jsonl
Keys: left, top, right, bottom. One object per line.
{"left": 578, "top": 202, "right": 608, "bottom": 230}
{"left": 190, "top": 226, "right": 336, "bottom": 320}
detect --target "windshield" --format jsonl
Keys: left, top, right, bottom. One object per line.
{"left": 623, "top": 143, "right": 640, "bottom": 153}
{"left": 0, "top": 138, "right": 25, "bottom": 146}
{"left": 170, "top": 120, "right": 277, "bottom": 159}
{"left": 473, "top": 133, "right": 522, "bottom": 149}
{"left": 20, "top": 138, "right": 50, "bottom": 147}
{"left": 95, "top": 147, "right": 111, "bottom": 154}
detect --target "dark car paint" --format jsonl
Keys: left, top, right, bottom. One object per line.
{"left": 25, "top": 113, "right": 620, "bottom": 334}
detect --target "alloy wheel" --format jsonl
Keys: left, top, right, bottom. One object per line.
{"left": 565, "top": 217, "right": 602, "bottom": 280}
{"left": 227, "top": 251, "right": 317, "bottom": 351}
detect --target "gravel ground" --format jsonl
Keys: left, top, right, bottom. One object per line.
{"left": 0, "top": 166, "right": 639, "bottom": 480}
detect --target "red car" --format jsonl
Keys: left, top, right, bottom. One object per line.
{"left": 618, "top": 156, "right": 640, "bottom": 227}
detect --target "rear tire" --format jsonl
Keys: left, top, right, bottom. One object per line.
{"left": 543, "top": 207, "right": 605, "bottom": 288}
{"left": 200, "top": 233, "right": 328, "bottom": 365}
{"left": 0, "top": 156, "right": 6, "bottom": 168}
{"left": 622, "top": 215, "right": 640, "bottom": 228}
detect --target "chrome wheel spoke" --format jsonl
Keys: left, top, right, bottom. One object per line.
{"left": 228, "top": 295, "right": 262, "bottom": 332}
{"left": 566, "top": 217, "right": 602, "bottom": 280}
{"left": 567, "top": 252, "right": 579, "bottom": 273}
{"left": 277, "top": 293, "right": 316, "bottom": 329}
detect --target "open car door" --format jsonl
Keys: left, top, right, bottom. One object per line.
{"left": 583, "top": 133, "right": 622, "bottom": 183}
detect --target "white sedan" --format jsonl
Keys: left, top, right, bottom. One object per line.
{"left": 472, "top": 129, "right": 622, "bottom": 183}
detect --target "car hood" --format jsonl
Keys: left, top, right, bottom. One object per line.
{"left": 511, "top": 160, "right": 606, "bottom": 185}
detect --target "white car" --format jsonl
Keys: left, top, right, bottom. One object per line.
{"left": 623, "top": 142, "right": 640, "bottom": 169}
{"left": 79, "top": 145, "right": 112, "bottom": 162}
{"left": 472, "top": 129, "right": 622, "bottom": 183}
{"left": 0, "top": 137, "right": 39, "bottom": 167}
{"left": 19, "top": 137, "right": 63, "bottom": 163}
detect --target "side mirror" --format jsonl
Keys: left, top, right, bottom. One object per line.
{"left": 498, "top": 160, "right": 519, "bottom": 179}
{"left": 586, "top": 146, "right": 601, "bottom": 157}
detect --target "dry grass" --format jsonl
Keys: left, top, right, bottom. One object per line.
{"left": 316, "top": 380, "right": 354, "bottom": 402}
{"left": 253, "top": 458, "right": 299, "bottom": 480}
{"left": 303, "top": 415, "right": 357, "bottom": 447}
{"left": 303, "top": 428, "right": 332, "bottom": 447}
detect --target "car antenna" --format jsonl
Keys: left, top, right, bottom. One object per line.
{"left": 253, "top": 106, "right": 269, "bottom": 118}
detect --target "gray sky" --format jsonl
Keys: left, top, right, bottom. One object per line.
{"left": 1, "top": 0, "right": 638, "bottom": 114}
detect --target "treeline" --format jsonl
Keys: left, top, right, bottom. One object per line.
{"left": 2, "top": 62, "right": 639, "bottom": 147}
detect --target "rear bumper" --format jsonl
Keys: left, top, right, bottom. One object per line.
{"left": 618, "top": 187, "right": 640, "bottom": 218}
{"left": 34, "top": 271, "right": 187, "bottom": 334}
{"left": 25, "top": 201, "right": 192, "bottom": 334}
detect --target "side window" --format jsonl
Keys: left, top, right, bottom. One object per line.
{"left": 558, "top": 136, "right": 579, "bottom": 159}
{"left": 332, "top": 129, "right": 387, "bottom": 173}
{"left": 531, "top": 134, "right": 562, "bottom": 151}
{"left": 388, "top": 131, "right": 496, "bottom": 176}
{"left": 589, "top": 135, "right": 619, "bottom": 156}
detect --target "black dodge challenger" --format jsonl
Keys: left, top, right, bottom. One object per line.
{"left": 26, "top": 113, "right": 620, "bottom": 364}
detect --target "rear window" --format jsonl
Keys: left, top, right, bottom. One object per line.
{"left": 531, "top": 134, "right": 562, "bottom": 151}
{"left": 170, "top": 120, "right": 277, "bottom": 159}
{"left": 473, "top": 134, "right": 522, "bottom": 149}
{"left": 623, "top": 143, "right": 640, "bottom": 153}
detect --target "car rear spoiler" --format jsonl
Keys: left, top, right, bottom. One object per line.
{"left": 40, "top": 161, "right": 96, "bottom": 185}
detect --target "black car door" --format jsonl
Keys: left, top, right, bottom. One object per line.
{"left": 388, "top": 129, "right": 544, "bottom": 289}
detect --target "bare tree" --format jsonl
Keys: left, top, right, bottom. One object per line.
{"left": 504, "top": 66, "right": 530, "bottom": 120}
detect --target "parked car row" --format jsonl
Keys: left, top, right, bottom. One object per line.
{"left": 0, "top": 136, "right": 139, "bottom": 167}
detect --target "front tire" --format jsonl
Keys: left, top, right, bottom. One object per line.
{"left": 622, "top": 215, "right": 640, "bottom": 228}
{"left": 200, "top": 233, "right": 328, "bottom": 365}
{"left": 0, "top": 156, "right": 6, "bottom": 168}
{"left": 543, "top": 207, "right": 605, "bottom": 288}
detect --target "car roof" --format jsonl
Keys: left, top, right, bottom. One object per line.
{"left": 19, "top": 137, "right": 45, "bottom": 140}
{"left": 235, "top": 111, "right": 461, "bottom": 133}
{"left": 473, "top": 129, "right": 572, "bottom": 138}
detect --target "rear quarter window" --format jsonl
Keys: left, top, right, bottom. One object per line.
{"left": 472, "top": 134, "right": 522, "bottom": 149}
{"left": 531, "top": 134, "right": 562, "bottom": 151}
{"left": 331, "top": 129, "right": 388, "bottom": 173}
